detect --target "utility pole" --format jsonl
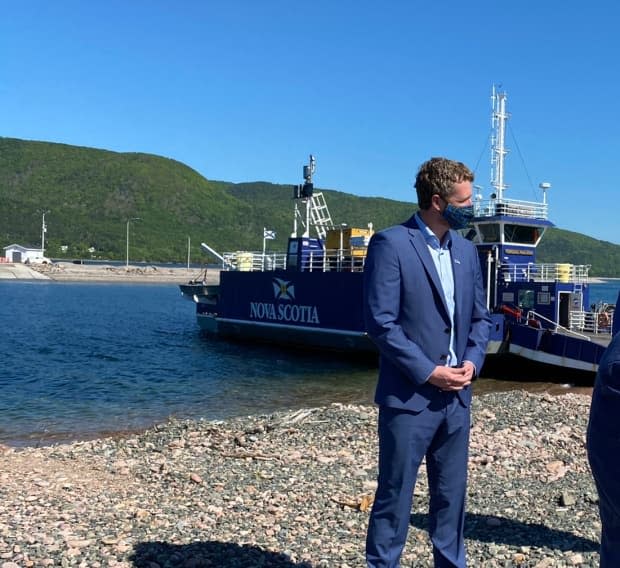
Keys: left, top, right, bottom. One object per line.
{"left": 41, "top": 210, "right": 50, "bottom": 255}
{"left": 126, "top": 217, "right": 141, "bottom": 268}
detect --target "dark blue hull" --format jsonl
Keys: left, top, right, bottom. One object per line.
{"left": 185, "top": 270, "right": 609, "bottom": 374}
{"left": 507, "top": 323, "right": 607, "bottom": 373}
{"left": 196, "top": 270, "right": 376, "bottom": 353}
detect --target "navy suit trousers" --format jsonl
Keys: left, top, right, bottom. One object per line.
{"left": 366, "top": 392, "right": 470, "bottom": 568}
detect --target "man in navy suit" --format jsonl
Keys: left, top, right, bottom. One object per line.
{"left": 587, "top": 290, "right": 620, "bottom": 567}
{"left": 363, "top": 157, "right": 491, "bottom": 567}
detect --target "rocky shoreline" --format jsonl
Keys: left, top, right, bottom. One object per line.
{"left": 0, "top": 391, "right": 601, "bottom": 567}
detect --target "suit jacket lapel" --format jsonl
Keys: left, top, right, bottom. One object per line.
{"left": 450, "top": 231, "right": 465, "bottom": 325}
{"left": 406, "top": 217, "right": 450, "bottom": 318}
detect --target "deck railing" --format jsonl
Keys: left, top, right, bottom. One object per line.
{"left": 298, "top": 249, "right": 367, "bottom": 272}
{"left": 219, "top": 249, "right": 368, "bottom": 273}
{"left": 219, "top": 253, "right": 592, "bottom": 284}
{"left": 570, "top": 310, "right": 614, "bottom": 335}
{"left": 499, "top": 263, "right": 590, "bottom": 284}
{"left": 526, "top": 310, "right": 591, "bottom": 339}
{"left": 221, "top": 252, "right": 288, "bottom": 271}
{"left": 474, "top": 197, "right": 548, "bottom": 220}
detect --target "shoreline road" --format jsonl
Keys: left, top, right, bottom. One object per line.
{"left": 0, "top": 262, "right": 220, "bottom": 284}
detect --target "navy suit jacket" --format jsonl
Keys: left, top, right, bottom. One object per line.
{"left": 363, "top": 214, "right": 491, "bottom": 411}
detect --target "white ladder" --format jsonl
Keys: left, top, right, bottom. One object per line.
{"left": 309, "top": 192, "right": 334, "bottom": 239}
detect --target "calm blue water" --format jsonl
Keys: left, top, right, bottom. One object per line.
{"left": 1, "top": 279, "right": 619, "bottom": 447}
{"left": 589, "top": 279, "right": 620, "bottom": 307}
{"left": 0, "top": 281, "right": 378, "bottom": 447}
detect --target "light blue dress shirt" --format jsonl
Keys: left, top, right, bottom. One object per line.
{"left": 415, "top": 214, "right": 457, "bottom": 367}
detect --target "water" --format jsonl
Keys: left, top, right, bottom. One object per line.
{"left": 0, "top": 281, "right": 378, "bottom": 447}
{"left": 589, "top": 278, "right": 620, "bottom": 307}
{"left": 1, "top": 279, "right": 618, "bottom": 447}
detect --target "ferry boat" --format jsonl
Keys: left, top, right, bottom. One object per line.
{"left": 183, "top": 153, "right": 376, "bottom": 354}
{"left": 473, "top": 88, "right": 613, "bottom": 373}
{"left": 181, "top": 88, "right": 614, "bottom": 374}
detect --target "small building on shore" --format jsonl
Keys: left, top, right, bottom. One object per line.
{"left": 3, "top": 244, "right": 49, "bottom": 264}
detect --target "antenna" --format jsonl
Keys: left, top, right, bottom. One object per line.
{"left": 490, "top": 85, "right": 509, "bottom": 200}
{"left": 303, "top": 154, "right": 316, "bottom": 183}
{"left": 539, "top": 182, "right": 551, "bottom": 204}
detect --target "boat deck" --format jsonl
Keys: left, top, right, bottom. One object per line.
{"left": 561, "top": 328, "right": 612, "bottom": 348}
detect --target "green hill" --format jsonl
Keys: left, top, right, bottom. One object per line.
{"left": 537, "top": 229, "right": 620, "bottom": 277}
{"left": 1, "top": 137, "right": 618, "bottom": 276}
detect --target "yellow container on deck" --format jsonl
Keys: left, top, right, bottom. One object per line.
{"left": 236, "top": 252, "right": 254, "bottom": 271}
{"left": 556, "top": 263, "right": 572, "bottom": 283}
{"left": 325, "top": 227, "right": 374, "bottom": 253}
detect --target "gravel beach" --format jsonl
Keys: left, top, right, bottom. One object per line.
{"left": 0, "top": 391, "right": 601, "bottom": 567}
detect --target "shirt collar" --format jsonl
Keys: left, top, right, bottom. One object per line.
{"left": 415, "top": 213, "right": 451, "bottom": 250}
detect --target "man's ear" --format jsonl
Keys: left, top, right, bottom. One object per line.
{"left": 431, "top": 194, "right": 443, "bottom": 211}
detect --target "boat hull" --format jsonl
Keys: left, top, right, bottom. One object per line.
{"left": 182, "top": 271, "right": 610, "bottom": 374}
{"left": 199, "top": 313, "right": 376, "bottom": 353}
{"left": 508, "top": 324, "right": 607, "bottom": 374}
{"left": 196, "top": 269, "right": 376, "bottom": 353}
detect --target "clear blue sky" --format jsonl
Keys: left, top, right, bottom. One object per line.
{"left": 2, "top": 1, "right": 619, "bottom": 244}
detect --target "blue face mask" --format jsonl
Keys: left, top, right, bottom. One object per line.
{"left": 442, "top": 203, "right": 474, "bottom": 230}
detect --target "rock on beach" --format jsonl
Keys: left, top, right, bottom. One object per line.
{"left": 0, "top": 391, "right": 601, "bottom": 567}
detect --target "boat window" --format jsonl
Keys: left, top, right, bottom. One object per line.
{"left": 501, "top": 292, "right": 515, "bottom": 303}
{"left": 518, "top": 289, "right": 535, "bottom": 310}
{"left": 478, "top": 224, "right": 500, "bottom": 242}
{"left": 537, "top": 291, "right": 551, "bottom": 305}
{"left": 504, "top": 224, "right": 539, "bottom": 244}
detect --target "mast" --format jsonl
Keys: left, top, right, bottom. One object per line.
{"left": 303, "top": 155, "right": 316, "bottom": 238}
{"left": 292, "top": 155, "right": 316, "bottom": 238}
{"left": 490, "top": 85, "right": 509, "bottom": 199}
{"left": 473, "top": 87, "right": 554, "bottom": 310}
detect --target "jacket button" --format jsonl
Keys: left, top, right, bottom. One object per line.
{"left": 444, "top": 328, "right": 450, "bottom": 334}
{"left": 439, "top": 354, "right": 447, "bottom": 360}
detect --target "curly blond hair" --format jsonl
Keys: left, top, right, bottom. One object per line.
{"left": 414, "top": 157, "right": 474, "bottom": 210}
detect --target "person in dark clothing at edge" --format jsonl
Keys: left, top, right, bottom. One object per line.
{"left": 587, "top": 290, "right": 620, "bottom": 567}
